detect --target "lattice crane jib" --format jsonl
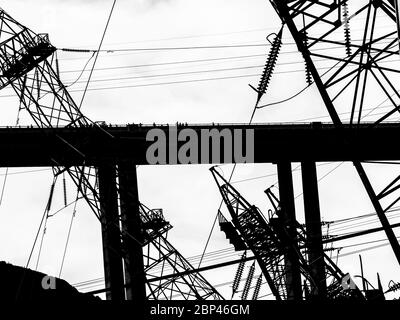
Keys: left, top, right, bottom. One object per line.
{"left": 269, "top": 0, "right": 400, "bottom": 268}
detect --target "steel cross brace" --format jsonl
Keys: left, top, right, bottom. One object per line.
{"left": 270, "top": 0, "right": 400, "bottom": 267}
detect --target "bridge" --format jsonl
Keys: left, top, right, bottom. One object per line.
{"left": 1, "top": 122, "right": 399, "bottom": 166}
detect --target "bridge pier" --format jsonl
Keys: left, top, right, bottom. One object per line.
{"left": 301, "top": 161, "right": 327, "bottom": 299}
{"left": 118, "top": 161, "right": 147, "bottom": 304}
{"left": 98, "top": 164, "right": 125, "bottom": 301}
{"left": 277, "top": 161, "right": 303, "bottom": 300}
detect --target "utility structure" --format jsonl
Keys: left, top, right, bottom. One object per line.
{"left": 1, "top": 0, "right": 400, "bottom": 301}
{"left": 0, "top": 8, "right": 222, "bottom": 301}
{"left": 268, "top": 0, "right": 400, "bottom": 269}
{"left": 211, "top": 167, "right": 365, "bottom": 300}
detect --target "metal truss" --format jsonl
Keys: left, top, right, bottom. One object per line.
{"left": 0, "top": 7, "right": 222, "bottom": 300}
{"left": 116, "top": 201, "right": 223, "bottom": 300}
{"left": 113, "top": 169, "right": 223, "bottom": 300}
{"left": 211, "top": 167, "right": 295, "bottom": 300}
{"left": 269, "top": 0, "right": 400, "bottom": 267}
{"left": 144, "top": 232, "right": 223, "bottom": 300}
{"left": 0, "top": 8, "right": 100, "bottom": 219}
{"left": 211, "top": 167, "right": 363, "bottom": 300}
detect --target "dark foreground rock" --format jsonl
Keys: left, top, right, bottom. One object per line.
{"left": 0, "top": 261, "right": 101, "bottom": 302}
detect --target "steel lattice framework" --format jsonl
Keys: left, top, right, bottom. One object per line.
{"left": 0, "top": 7, "right": 222, "bottom": 300}
{"left": 211, "top": 167, "right": 364, "bottom": 300}
{"left": 136, "top": 204, "right": 222, "bottom": 300}
{"left": 269, "top": 0, "right": 400, "bottom": 267}
{"left": 1, "top": 0, "right": 400, "bottom": 301}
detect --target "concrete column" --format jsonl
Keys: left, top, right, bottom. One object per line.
{"left": 277, "top": 161, "right": 303, "bottom": 300}
{"left": 118, "top": 161, "right": 146, "bottom": 304}
{"left": 301, "top": 161, "right": 327, "bottom": 299}
{"left": 98, "top": 164, "right": 125, "bottom": 301}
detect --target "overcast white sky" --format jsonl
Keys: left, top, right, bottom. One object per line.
{"left": 0, "top": 0, "right": 399, "bottom": 300}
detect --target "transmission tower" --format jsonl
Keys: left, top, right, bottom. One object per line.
{"left": 210, "top": 166, "right": 365, "bottom": 300}
{"left": 268, "top": 0, "right": 400, "bottom": 269}
{"left": 0, "top": 7, "right": 222, "bottom": 301}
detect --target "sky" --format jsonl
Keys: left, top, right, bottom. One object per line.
{"left": 0, "top": 0, "right": 399, "bottom": 300}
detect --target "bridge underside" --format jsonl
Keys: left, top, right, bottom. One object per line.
{"left": 1, "top": 122, "right": 400, "bottom": 167}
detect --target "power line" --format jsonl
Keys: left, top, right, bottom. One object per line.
{"left": 60, "top": 43, "right": 270, "bottom": 53}
{"left": 62, "top": 55, "right": 357, "bottom": 85}
{"left": 58, "top": 27, "right": 276, "bottom": 51}
{"left": 61, "top": 59, "right": 400, "bottom": 92}
{"left": 57, "top": 40, "right": 399, "bottom": 76}
{"left": 66, "top": 73, "right": 264, "bottom": 92}
{"left": 328, "top": 206, "right": 400, "bottom": 226}
{"left": 60, "top": 53, "right": 268, "bottom": 74}
{"left": 0, "top": 53, "right": 396, "bottom": 98}
{"left": 0, "top": 73, "right": 258, "bottom": 98}
{"left": 73, "top": 247, "right": 240, "bottom": 289}
{"left": 231, "top": 162, "right": 336, "bottom": 184}
{"left": 66, "top": 52, "right": 96, "bottom": 88}
{"left": 56, "top": 13, "right": 390, "bottom": 53}
{"left": 34, "top": 177, "right": 57, "bottom": 270}
{"left": 0, "top": 168, "right": 9, "bottom": 207}
{"left": 25, "top": 178, "right": 55, "bottom": 270}
{"left": 59, "top": 192, "right": 79, "bottom": 277}
{"left": 73, "top": 231, "right": 399, "bottom": 294}
{"left": 78, "top": 0, "right": 116, "bottom": 111}
{"left": 59, "top": 34, "right": 398, "bottom": 55}
{"left": 335, "top": 241, "right": 397, "bottom": 259}
{"left": 0, "top": 168, "right": 51, "bottom": 176}
{"left": 65, "top": 64, "right": 269, "bottom": 85}
{"left": 329, "top": 211, "right": 400, "bottom": 234}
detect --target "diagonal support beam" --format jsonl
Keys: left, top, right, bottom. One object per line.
{"left": 272, "top": 0, "right": 400, "bottom": 269}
